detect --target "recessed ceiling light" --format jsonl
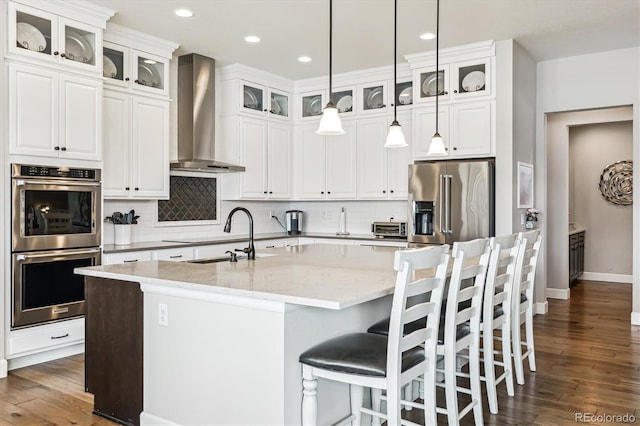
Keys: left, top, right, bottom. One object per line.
{"left": 298, "top": 56, "right": 312, "bottom": 63}
{"left": 244, "top": 35, "right": 261, "bottom": 43}
{"left": 420, "top": 32, "right": 436, "bottom": 40}
{"left": 174, "top": 8, "right": 193, "bottom": 18}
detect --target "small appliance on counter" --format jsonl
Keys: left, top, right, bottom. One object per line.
{"left": 285, "top": 210, "right": 303, "bottom": 235}
{"left": 371, "top": 221, "right": 407, "bottom": 238}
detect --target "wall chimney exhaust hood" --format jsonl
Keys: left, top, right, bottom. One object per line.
{"left": 171, "top": 53, "right": 245, "bottom": 173}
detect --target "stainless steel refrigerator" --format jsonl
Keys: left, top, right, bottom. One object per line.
{"left": 408, "top": 159, "right": 495, "bottom": 245}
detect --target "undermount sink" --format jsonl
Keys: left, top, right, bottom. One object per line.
{"left": 187, "top": 253, "right": 278, "bottom": 264}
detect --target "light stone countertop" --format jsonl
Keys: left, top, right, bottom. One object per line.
{"left": 78, "top": 244, "right": 403, "bottom": 310}
{"left": 569, "top": 226, "right": 587, "bottom": 236}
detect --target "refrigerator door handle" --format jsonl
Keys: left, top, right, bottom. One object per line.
{"left": 447, "top": 175, "right": 453, "bottom": 233}
{"left": 444, "top": 174, "right": 450, "bottom": 234}
{"left": 439, "top": 174, "right": 445, "bottom": 233}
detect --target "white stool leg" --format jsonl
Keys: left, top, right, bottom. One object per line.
{"left": 371, "top": 388, "right": 382, "bottom": 426}
{"left": 404, "top": 382, "right": 413, "bottom": 411}
{"left": 469, "top": 340, "right": 484, "bottom": 426}
{"left": 512, "top": 316, "right": 525, "bottom": 385}
{"left": 525, "top": 309, "right": 537, "bottom": 372}
{"left": 301, "top": 370, "right": 318, "bottom": 426}
{"left": 423, "top": 361, "right": 438, "bottom": 426}
{"left": 444, "top": 353, "right": 460, "bottom": 426}
{"left": 349, "top": 384, "right": 364, "bottom": 426}
{"left": 502, "top": 322, "right": 515, "bottom": 397}
{"left": 483, "top": 330, "right": 498, "bottom": 414}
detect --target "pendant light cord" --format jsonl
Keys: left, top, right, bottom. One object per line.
{"left": 435, "top": 0, "right": 440, "bottom": 133}
{"left": 393, "top": 0, "right": 398, "bottom": 122}
{"left": 329, "top": 0, "right": 333, "bottom": 104}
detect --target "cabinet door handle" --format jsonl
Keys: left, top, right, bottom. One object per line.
{"left": 123, "top": 259, "right": 138, "bottom": 263}
{"left": 321, "top": 191, "right": 324, "bottom": 194}
{"left": 134, "top": 187, "right": 139, "bottom": 191}
{"left": 53, "top": 51, "right": 59, "bottom": 56}
{"left": 51, "top": 333, "right": 69, "bottom": 340}
{"left": 169, "top": 255, "right": 183, "bottom": 259}
{"left": 269, "top": 191, "right": 273, "bottom": 194}
{"left": 60, "top": 53, "right": 67, "bottom": 58}
{"left": 54, "top": 146, "right": 60, "bottom": 150}
{"left": 61, "top": 147, "right": 67, "bottom": 151}
{"left": 125, "top": 187, "right": 130, "bottom": 190}
{"left": 327, "top": 191, "right": 331, "bottom": 194}
{"left": 453, "top": 147, "right": 457, "bottom": 150}
{"left": 264, "top": 191, "right": 267, "bottom": 194}
{"left": 266, "top": 245, "right": 275, "bottom": 248}
{"left": 125, "top": 77, "right": 130, "bottom": 81}
{"left": 453, "top": 90, "right": 458, "bottom": 94}
{"left": 134, "top": 79, "right": 139, "bottom": 84}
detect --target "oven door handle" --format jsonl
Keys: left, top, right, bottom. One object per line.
{"left": 15, "top": 247, "right": 101, "bottom": 261}
{"left": 14, "top": 179, "right": 101, "bottom": 188}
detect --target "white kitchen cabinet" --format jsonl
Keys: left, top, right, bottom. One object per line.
{"left": 357, "top": 80, "right": 389, "bottom": 116}
{"left": 236, "top": 81, "right": 291, "bottom": 120}
{"left": 332, "top": 86, "right": 356, "bottom": 118}
{"left": 296, "top": 121, "right": 357, "bottom": 200}
{"left": 7, "top": 317, "right": 84, "bottom": 358}
{"left": 7, "top": 1, "right": 110, "bottom": 75}
{"left": 153, "top": 247, "right": 194, "bottom": 262}
{"left": 102, "top": 250, "right": 152, "bottom": 265}
{"left": 356, "top": 114, "right": 412, "bottom": 200}
{"left": 8, "top": 62, "right": 102, "bottom": 160}
{"left": 413, "top": 58, "right": 492, "bottom": 104}
{"left": 220, "top": 116, "right": 292, "bottom": 200}
{"left": 102, "top": 41, "right": 171, "bottom": 98}
{"left": 413, "top": 100, "right": 493, "bottom": 160}
{"left": 103, "top": 91, "right": 170, "bottom": 199}
{"left": 296, "top": 90, "right": 326, "bottom": 121}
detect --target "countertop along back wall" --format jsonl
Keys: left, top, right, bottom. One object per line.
{"left": 569, "top": 121, "right": 633, "bottom": 281}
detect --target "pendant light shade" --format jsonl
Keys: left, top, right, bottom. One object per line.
{"left": 427, "top": 0, "right": 446, "bottom": 156}
{"left": 317, "top": 0, "right": 345, "bottom": 136}
{"left": 384, "top": 0, "right": 407, "bottom": 148}
{"left": 317, "top": 102, "right": 345, "bottom": 135}
{"left": 385, "top": 120, "right": 407, "bottom": 148}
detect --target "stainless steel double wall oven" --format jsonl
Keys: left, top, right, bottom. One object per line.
{"left": 11, "top": 164, "right": 102, "bottom": 328}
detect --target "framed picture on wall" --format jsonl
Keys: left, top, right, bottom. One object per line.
{"left": 517, "top": 162, "right": 534, "bottom": 208}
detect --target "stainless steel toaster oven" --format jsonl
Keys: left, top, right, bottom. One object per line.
{"left": 371, "top": 221, "right": 407, "bottom": 238}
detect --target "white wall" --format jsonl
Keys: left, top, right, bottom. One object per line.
{"left": 536, "top": 47, "right": 639, "bottom": 324}
{"left": 570, "top": 121, "right": 633, "bottom": 279}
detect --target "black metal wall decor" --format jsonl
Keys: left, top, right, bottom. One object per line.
{"left": 598, "top": 160, "right": 633, "bottom": 205}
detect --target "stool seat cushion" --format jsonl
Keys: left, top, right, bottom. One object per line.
{"left": 299, "top": 333, "right": 424, "bottom": 377}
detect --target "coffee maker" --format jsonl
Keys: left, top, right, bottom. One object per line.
{"left": 285, "top": 210, "right": 303, "bottom": 235}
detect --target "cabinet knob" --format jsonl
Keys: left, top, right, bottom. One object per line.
{"left": 321, "top": 191, "right": 324, "bottom": 194}
{"left": 382, "top": 104, "right": 386, "bottom": 108}
{"left": 134, "top": 80, "right": 139, "bottom": 84}
{"left": 60, "top": 147, "right": 67, "bottom": 151}
{"left": 60, "top": 53, "right": 67, "bottom": 58}
{"left": 125, "top": 77, "right": 130, "bottom": 81}
{"left": 390, "top": 190, "right": 394, "bottom": 193}
{"left": 453, "top": 90, "right": 458, "bottom": 94}
{"left": 263, "top": 191, "right": 267, "bottom": 194}
{"left": 134, "top": 187, "right": 139, "bottom": 191}
{"left": 263, "top": 109, "right": 268, "bottom": 112}
{"left": 453, "top": 147, "right": 457, "bottom": 150}
{"left": 53, "top": 51, "right": 59, "bottom": 56}
{"left": 269, "top": 191, "right": 273, "bottom": 194}
{"left": 54, "top": 146, "right": 60, "bottom": 151}
{"left": 390, "top": 103, "right": 395, "bottom": 107}
{"left": 444, "top": 91, "right": 449, "bottom": 95}
{"left": 125, "top": 187, "right": 130, "bottom": 190}
{"left": 382, "top": 190, "right": 386, "bottom": 194}
{"left": 327, "top": 191, "right": 331, "bottom": 194}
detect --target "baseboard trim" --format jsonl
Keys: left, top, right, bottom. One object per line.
{"left": 546, "top": 287, "right": 570, "bottom": 300}
{"left": 632, "top": 312, "right": 640, "bottom": 326}
{"left": 140, "top": 412, "right": 176, "bottom": 426}
{"left": 534, "top": 301, "right": 548, "bottom": 315}
{"left": 0, "top": 359, "right": 7, "bottom": 378}
{"left": 580, "top": 272, "right": 632, "bottom": 283}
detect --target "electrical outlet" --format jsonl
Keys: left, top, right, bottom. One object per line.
{"left": 158, "top": 303, "right": 168, "bottom": 326}
{"left": 521, "top": 213, "right": 526, "bottom": 225}
{"left": 268, "top": 210, "right": 274, "bottom": 220}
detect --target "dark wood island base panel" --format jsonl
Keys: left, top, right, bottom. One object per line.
{"left": 85, "top": 277, "right": 143, "bottom": 426}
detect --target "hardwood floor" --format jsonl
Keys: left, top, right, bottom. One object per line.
{"left": 0, "top": 280, "right": 638, "bottom": 425}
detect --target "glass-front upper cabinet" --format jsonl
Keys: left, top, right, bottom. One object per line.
{"left": 134, "top": 52, "right": 168, "bottom": 95}
{"left": 332, "top": 87, "right": 355, "bottom": 117}
{"left": 297, "top": 90, "right": 326, "bottom": 121}
{"left": 102, "top": 42, "right": 128, "bottom": 87}
{"left": 9, "top": 2, "right": 101, "bottom": 74}
{"left": 394, "top": 80, "right": 413, "bottom": 108}
{"left": 450, "top": 58, "right": 492, "bottom": 100}
{"left": 358, "top": 81, "right": 388, "bottom": 115}
{"left": 241, "top": 82, "right": 290, "bottom": 120}
{"left": 415, "top": 65, "right": 450, "bottom": 104}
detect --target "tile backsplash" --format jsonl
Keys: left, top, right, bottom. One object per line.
{"left": 158, "top": 176, "right": 217, "bottom": 222}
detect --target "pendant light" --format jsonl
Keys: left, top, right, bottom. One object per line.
{"left": 427, "top": 0, "right": 447, "bottom": 156}
{"left": 384, "top": 0, "right": 408, "bottom": 148}
{"left": 316, "top": 0, "right": 345, "bottom": 135}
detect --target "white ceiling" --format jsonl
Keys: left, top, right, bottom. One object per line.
{"left": 87, "top": 0, "right": 640, "bottom": 81}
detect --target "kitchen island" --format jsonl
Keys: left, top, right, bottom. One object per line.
{"left": 76, "top": 244, "right": 400, "bottom": 426}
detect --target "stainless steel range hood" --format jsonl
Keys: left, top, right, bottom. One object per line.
{"left": 171, "top": 53, "right": 245, "bottom": 173}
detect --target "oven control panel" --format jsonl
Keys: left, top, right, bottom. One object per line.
{"left": 15, "top": 165, "right": 99, "bottom": 180}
